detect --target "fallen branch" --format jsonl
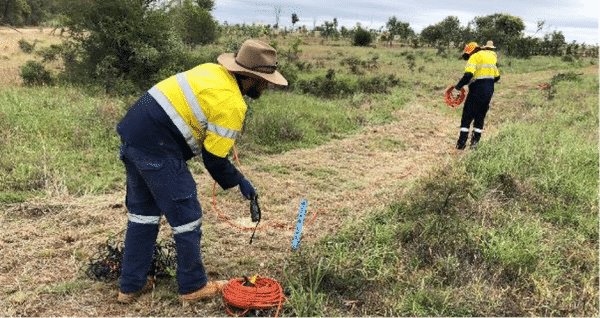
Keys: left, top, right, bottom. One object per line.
{"left": 1, "top": 23, "right": 23, "bottom": 33}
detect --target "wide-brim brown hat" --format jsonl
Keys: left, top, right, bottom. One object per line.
{"left": 218, "top": 39, "right": 288, "bottom": 86}
{"left": 482, "top": 41, "right": 496, "bottom": 49}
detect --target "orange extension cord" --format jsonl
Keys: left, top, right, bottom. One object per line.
{"left": 211, "top": 145, "right": 318, "bottom": 233}
{"left": 445, "top": 86, "right": 466, "bottom": 108}
{"left": 222, "top": 276, "right": 286, "bottom": 317}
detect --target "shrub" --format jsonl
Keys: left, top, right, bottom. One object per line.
{"left": 172, "top": 0, "right": 218, "bottom": 47}
{"left": 295, "top": 70, "right": 402, "bottom": 98}
{"left": 561, "top": 55, "right": 574, "bottom": 63}
{"left": 277, "top": 61, "right": 299, "bottom": 88}
{"left": 295, "top": 69, "right": 355, "bottom": 98}
{"left": 358, "top": 74, "right": 401, "bottom": 94}
{"left": 36, "top": 44, "right": 63, "bottom": 62}
{"left": 20, "top": 60, "right": 53, "bottom": 86}
{"left": 340, "top": 55, "right": 379, "bottom": 74}
{"left": 62, "top": 0, "right": 214, "bottom": 94}
{"left": 221, "top": 36, "right": 246, "bottom": 53}
{"left": 551, "top": 71, "right": 581, "bottom": 83}
{"left": 151, "top": 47, "right": 221, "bottom": 84}
{"left": 283, "top": 37, "right": 303, "bottom": 62}
{"left": 18, "top": 39, "right": 36, "bottom": 53}
{"left": 353, "top": 27, "right": 373, "bottom": 47}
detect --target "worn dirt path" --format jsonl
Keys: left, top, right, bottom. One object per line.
{"left": 1, "top": 64, "right": 597, "bottom": 316}
{"left": 1, "top": 101, "right": 466, "bottom": 316}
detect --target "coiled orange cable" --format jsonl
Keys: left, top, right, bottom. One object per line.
{"left": 222, "top": 276, "right": 286, "bottom": 317}
{"left": 445, "top": 86, "right": 466, "bottom": 108}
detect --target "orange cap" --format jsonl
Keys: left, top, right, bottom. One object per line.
{"left": 464, "top": 42, "right": 479, "bottom": 54}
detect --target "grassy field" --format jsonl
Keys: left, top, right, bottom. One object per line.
{"left": 282, "top": 66, "right": 599, "bottom": 316}
{"left": 0, "top": 28, "right": 598, "bottom": 316}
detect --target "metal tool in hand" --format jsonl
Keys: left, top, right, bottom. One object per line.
{"left": 249, "top": 195, "right": 261, "bottom": 244}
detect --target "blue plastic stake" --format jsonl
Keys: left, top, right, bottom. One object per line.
{"left": 291, "top": 199, "right": 308, "bottom": 251}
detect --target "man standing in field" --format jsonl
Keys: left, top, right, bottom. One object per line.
{"left": 454, "top": 41, "right": 500, "bottom": 149}
{"left": 115, "top": 40, "right": 287, "bottom": 303}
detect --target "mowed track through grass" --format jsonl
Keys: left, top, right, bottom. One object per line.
{"left": 1, "top": 28, "right": 598, "bottom": 316}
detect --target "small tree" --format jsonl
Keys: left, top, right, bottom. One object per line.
{"left": 386, "top": 16, "right": 414, "bottom": 44}
{"left": 353, "top": 25, "right": 372, "bottom": 47}
{"left": 437, "top": 16, "right": 462, "bottom": 48}
{"left": 470, "top": 13, "right": 525, "bottom": 49}
{"left": 420, "top": 24, "right": 442, "bottom": 47}
{"left": 273, "top": 5, "right": 281, "bottom": 29}
{"left": 173, "top": 0, "right": 218, "bottom": 46}
{"left": 62, "top": 0, "right": 188, "bottom": 93}
{"left": 291, "top": 13, "right": 299, "bottom": 29}
{"left": 195, "top": 0, "right": 214, "bottom": 11}
{"left": 320, "top": 18, "right": 339, "bottom": 40}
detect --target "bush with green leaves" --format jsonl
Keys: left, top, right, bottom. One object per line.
{"left": 61, "top": 0, "right": 217, "bottom": 94}
{"left": 353, "top": 27, "right": 373, "bottom": 47}
{"left": 295, "top": 69, "right": 402, "bottom": 98}
{"left": 36, "top": 44, "right": 64, "bottom": 62}
{"left": 171, "top": 0, "right": 219, "bottom": 47}
{"left": 20, "top": 60, "right": 53, "bottom": 86}
{"left": 276, "top": 61, "right": 299, "bottom": 88}
{"left": 18, "top": 38, "right": 36, "bottom": 53}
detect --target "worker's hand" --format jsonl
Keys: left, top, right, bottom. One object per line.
{"left": 239, "top": 178, "right": 256, "bottom": 200}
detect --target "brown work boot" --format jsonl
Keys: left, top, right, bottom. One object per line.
{"left": 117, "top": 279, "right": 155, "bottom": 304}
{"left": 179, "top": 280, "right": 228, "bottom": 302}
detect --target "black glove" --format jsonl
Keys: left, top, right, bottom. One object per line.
{"left": 238, "top": 178, "right": 256, "bottom": 200}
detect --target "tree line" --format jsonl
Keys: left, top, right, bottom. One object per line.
{"left": 308, "top": 13, "right": 596, "bottom": 59}
{"left": 12, "top": 0, "right": 597, "bottom": 94}
{"left": 4, "top": 0, "right": 596, "bottom": 57}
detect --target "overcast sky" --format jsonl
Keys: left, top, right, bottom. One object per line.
{"left": 211, "top": 0, "right": 599, "bottom": 45}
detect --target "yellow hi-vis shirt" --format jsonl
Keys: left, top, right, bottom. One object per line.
{"left": 464, "top": 50, "right": 500, "bottom": 81}
{"left": 148, "top": 63, "right": 247, "bottom": 158}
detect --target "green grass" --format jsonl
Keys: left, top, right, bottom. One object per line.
{"left": 466, "top": 71, "right": 598, "bottom": 233}
{"left": 238, "top": 91, "right": 377, "bottom": 154}
{"left": 281, "top": 67, "right": 599, "bottom": 316}
{"left": 499, "top": 55, "right": 598, "bottom": 73}
{"left": 0, "top": 35, "right": 597, "bottom": 316}
{"left": 0, "top": 85, "right": 126, "bottom": 202}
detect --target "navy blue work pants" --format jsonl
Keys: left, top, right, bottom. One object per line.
{"left": 118, "top": 143, "right": 207, "bottom": 295}
{"left": 460, "top": 81, "right": 494, "bottom": 131}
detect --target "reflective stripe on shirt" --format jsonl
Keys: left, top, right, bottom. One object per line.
{"left": 476, "top": 64, "right": 497, "bottom": 69}
{"left": 176, "top": 73, "right": 208, "bottom": 126}
{"left": 208, "top": 122, "right": 238, "bottom": 140}
{"left": 149, "top": 86, "right": 201, "bottom": 155}
{"left": 465, "top": 52, "right": 499, "bottom": 83}
{"left": 151, "top": 64, "right": 246, "bottom": 158}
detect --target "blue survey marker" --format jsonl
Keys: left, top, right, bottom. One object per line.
{"left": 291, "top": 199, "right": 308, "bottom": 251}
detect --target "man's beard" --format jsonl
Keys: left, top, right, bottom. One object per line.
{"left": 245, "top": 85, "right": 262, "bottom": 99}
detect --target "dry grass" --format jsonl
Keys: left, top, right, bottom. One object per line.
{"left": 0, "top": 30, "right": 467, "bottom": 314}
{"left": 0, "top": 27, "right": 64, "bottom": 86}
{"left": 0, "top": 103, "right": 462, "bottom": 316}
{"left": 3, "top": 27, "right": 595, "bottom": 316}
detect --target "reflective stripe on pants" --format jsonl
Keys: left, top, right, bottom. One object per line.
{"left": 119, "top": 143, "right": 207, "bottom": 294}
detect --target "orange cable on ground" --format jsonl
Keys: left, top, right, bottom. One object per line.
{"left": 222, "top": 276, "right": 286, "bottom": 317}
{"left": 445, "top": 86, "right": 466, "bottom": 108}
